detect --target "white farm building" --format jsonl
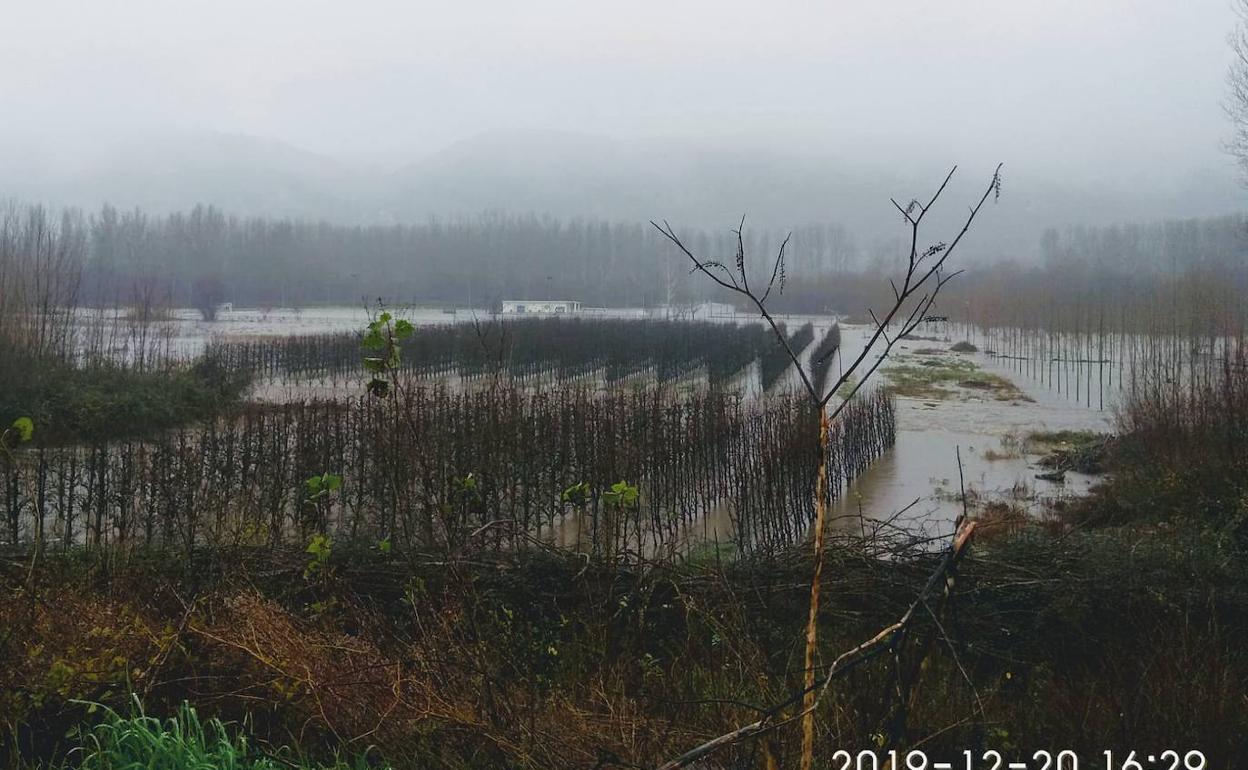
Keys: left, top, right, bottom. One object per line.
{"left": 500, "top": 300, "right": 582, "bottom": 314}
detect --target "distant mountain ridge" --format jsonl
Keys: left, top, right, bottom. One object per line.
{"left": 2, "top": 127, "right": 1245, "bottom": 261}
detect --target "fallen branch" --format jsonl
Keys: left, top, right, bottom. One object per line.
{"left": 653, "top": 519, "right": 977, "bottom": 770}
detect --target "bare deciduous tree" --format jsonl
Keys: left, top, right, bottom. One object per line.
{"left": 191, "top": 272, "right": 226, "bottom": 322}
{"left": 652, "top": 162, "right": 1001, "bottom": 769}
{"left": 1226, "top": 0, "right": 1248, "bottom": 178}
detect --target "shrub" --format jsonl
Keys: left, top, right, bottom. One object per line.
{"left": 0, "top": 354, "right": 249, "bottom": 445}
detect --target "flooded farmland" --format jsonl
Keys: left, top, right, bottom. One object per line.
{"left": 827, "top": 325, "right": 1112, "bottom": 535}
{"left": 80, "top": 306, "right": 1120, "bottom": 540}
{"left": 8, "top": 4, "right": 1248, "bottom": 764}
{"left": 171, "top": 308, "right": 1119, "bottom": 531}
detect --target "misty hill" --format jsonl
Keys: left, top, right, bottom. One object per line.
{"left": 0, "top": 130, "right": 373, "bottom": 220}
{"left": 3, "top": 128, "right": 1246, "bottom": 261}
{"left": 384, "top": 131, "right": 1248, "bottom": 261}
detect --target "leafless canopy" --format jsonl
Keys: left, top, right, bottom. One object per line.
{"left": 648, "top": 164, "right": 1000, "bottom": 769}
{"left": 1227, "top": 0, "right": 1248, "bottom": 178}
{"left": 651, "top": 163, "right": 1003, "bottom": 418}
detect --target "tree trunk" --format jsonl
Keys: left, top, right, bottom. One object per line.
{"left": 801, "top": 409, "right": 831, "bottom": 770}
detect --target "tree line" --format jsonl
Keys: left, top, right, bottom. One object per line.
{"left": 5, "top": 198, "right": 1245, "bottom": 316}
{"left": 78, "top": 203, "right": 858, "bottom": 311}
{"left": 767, "top": 213, "right": 1248, "bottom": 320}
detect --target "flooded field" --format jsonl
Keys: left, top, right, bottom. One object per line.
{"left": 79, "top": 305, "right": 490, "bottom": 363}
{"left": 827, "top": 325, "right": 1111, "bottom": 535}
{"left": 17, "top": 306, "right": 1126, "bottom": 551}
{"left": 184, "top": 310, "right": 1118, "bottom": 536}
{"left": 187, "top": 310, "right": 1118, "bottom": 536}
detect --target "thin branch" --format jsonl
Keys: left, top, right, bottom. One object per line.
{"left": 820, "top": 165, "right": 1001, "bottom": 409}
{"left": 758, "top": 233, "right": 792, "bottom": 305}
{"left": 654, "top": 520, "right": 978, "bottom": 770}
{"left": 649, "top": 220, "right": 818, "bottom": 400}
{"left": 651, "top": 163, "right": 1001, "bottom": 770}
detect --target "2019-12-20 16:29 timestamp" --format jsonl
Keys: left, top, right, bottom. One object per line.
{"left": 830, "top": 749, "right": 1208, "bottom": 770}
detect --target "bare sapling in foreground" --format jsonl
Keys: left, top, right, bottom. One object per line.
{"left": 651, "top": 163, "right": 1002, "bottom": 768}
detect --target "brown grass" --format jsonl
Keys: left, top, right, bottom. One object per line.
{"left": 3, "top": 539, "right": 1247, "bottom": 769}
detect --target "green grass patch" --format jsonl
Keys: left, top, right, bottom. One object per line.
{"left": 882, "top": 356, "right": 1030, "bottom": 401}
{"left": 54, "top": 699, "right": 387, "bottom": 770}
{"left": 1025, "top": 429, "right": 1104, "bottom": 447}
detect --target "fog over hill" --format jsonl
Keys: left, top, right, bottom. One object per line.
{"left": 0, "top": 129, "right": 372, "bottom": 220}
{"left": 2, "top": 127, "right": 1246, "bottom": 263}
{"left": 382, "top": 130, "right": 1248, "bottom": 261}
{"left": 4, "top": 0, "right": 1248, "bottom": 261}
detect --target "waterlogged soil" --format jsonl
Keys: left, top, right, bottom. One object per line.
{"left": 83, "top": 306, "right": 492, "bottom": 362}
{"left": 89, "top": 308, "right": 1116, "bottom": 542}
{"left": 535, "top": 320, "right": 1115, "bottom": 545}
{"left": 881, "top": 353, "right": 1032, "bottom": 402}
{"left": 826, "top": 324, "right": 1113, "bottom": 536}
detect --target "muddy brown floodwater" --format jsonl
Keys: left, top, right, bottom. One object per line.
{"left": 825, "top": 324, "right": 1114, "bottom": 537}
{"left": 89, "top": 307, "right": 1117, "bottom": 543}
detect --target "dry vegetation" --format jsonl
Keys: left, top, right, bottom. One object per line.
{"left": 4, "top": 519, "right": 1246, "bottom": 768}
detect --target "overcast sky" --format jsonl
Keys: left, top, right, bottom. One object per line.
{"left": 1, "top": 0, "right": 1243, "bottom": 193}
